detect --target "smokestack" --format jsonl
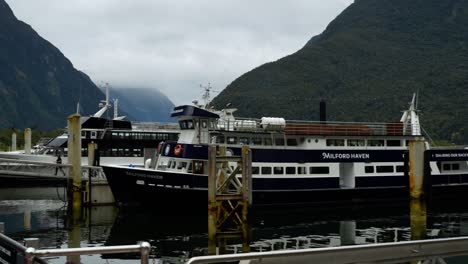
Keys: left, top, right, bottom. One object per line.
{"left": 319, "top": 99, "right": 326, "bottom": 123}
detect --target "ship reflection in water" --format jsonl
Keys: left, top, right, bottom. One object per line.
{"left": 1, "top": 187, "right": 468, "bottom": 263}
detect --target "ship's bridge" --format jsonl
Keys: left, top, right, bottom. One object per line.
{"left": 171, "top": 105, "right": 220, "bottom": 144}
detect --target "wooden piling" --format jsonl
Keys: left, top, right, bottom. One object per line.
{"left": 207, "top": 144, "right": 252, "bottom": 255}
{"left": 408, "top": 138, "right": 426, "bottom": 199}
{"left": 67, "top": 114, "right": 82, "bottom": 213}
{"left": 11, "top": 132, "right": 16, "bottom": 151}
{"left": 207, "top": 145, "right": 217, "bottom": 255}
{"left": 24, "top": 128, "right": 31, "bottom": 154}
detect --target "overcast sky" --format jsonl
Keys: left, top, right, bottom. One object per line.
{"left": 6, "top": 0, "right": 352, "bottom": 105}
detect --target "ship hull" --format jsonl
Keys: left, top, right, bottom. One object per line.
{"left": 102, "top": 165, "right": 468, "bottom": 209}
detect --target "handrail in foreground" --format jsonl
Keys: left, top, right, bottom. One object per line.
{"left": 187, "top": 236, "right": 468, "bottom": 264}
{"left": 24, "top": 242, "right": 151, "bottom": 264}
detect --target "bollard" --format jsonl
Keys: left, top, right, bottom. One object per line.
{"left": 408, "top": 138, "right": 426, "bottom": 199}
{"left": 24, "top": 238, "right": 39, "bottom": 249}
{"left": 67, "top": 114, "right": 82, "bottom": 213}
{"left": 24, "top": 128, "right": 31, "bottom": 154}
{"left": 11, "top": 132, "right": 16, "bottom": 151}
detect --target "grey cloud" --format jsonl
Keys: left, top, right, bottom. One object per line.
{"left": 6, "top": 0, "right": 351, "bottom": 105}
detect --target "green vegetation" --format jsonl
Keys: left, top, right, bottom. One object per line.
{"left": 0, "top": 128, "right": 62, "bottom": 151}
{"left": 212, "top": 0, "right": 468, "bottom": 144}
{"left": 0, "top": 0, "right": 104, "bottom": 130}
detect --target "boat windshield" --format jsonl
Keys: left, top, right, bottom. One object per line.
{"left": 179, "top": 120, "right": 195, "bottom": 130}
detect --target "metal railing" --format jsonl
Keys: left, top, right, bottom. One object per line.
{"left": 0, "top": 222, "right": 151, "bottom": 264}
{"left": 0, "top": 158, "right": 105, "bottom": 181}
{"left": 24, "top": 242, "right": 151, "bottom": 264}
{"left": 186, "top": 236, "right": 468, "bottom": 264}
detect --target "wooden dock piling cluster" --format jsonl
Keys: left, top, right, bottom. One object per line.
{"left": 208, "top": 145, "right": 252, "bottom": 255}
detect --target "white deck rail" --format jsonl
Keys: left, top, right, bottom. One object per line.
{"left": 187, "top": 236, "right": 468, "bottom": 264}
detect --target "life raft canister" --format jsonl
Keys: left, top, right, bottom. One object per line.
{"left": 174, "top": 144, "right": 183, "bottom": 156}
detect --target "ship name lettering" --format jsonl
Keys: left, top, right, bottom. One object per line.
{"left": 125, "top": 171, "right": 163, "bottom": 179}
{"left": 322, "top": 152, "right": 370, "bottom": 160}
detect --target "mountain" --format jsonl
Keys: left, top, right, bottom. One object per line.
{"left": 212, "top": 0, "right": 468, "bottom": 144}
{"left": 105, "top": 87, "right": 175, "bottom": 123}
{"left": 0, "top": 0, "right": 104, "bottom": 130}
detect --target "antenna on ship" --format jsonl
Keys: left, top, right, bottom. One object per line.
{"left": 200, "top": 82, "right": 218, "bottom": 109}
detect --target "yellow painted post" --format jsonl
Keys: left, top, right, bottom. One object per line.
{"left": 408, "top": 138, "right": 426, "bottom": 199}
{"left": 24, "top": 128, "right": 31, "bottom": 154}
{"left": 410, "top": 199, "right": 427, "bottom": 241}
{"left": 68, "top": 114, "right": 82, "bottom": 214}
{"left": 11, "top": 132, "right": 16, "bottom": 151}
{"left": 207, "top": 145, "right": 217, "bottom": 255}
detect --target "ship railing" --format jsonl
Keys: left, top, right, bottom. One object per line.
{"left": 186, "top": 236, "right": 468, "bottom": 264}
{"left": 217, "top": 118, "right": 417, "bottom": 136}
{"left": 131, "top": 121, "right": 179, "bottom": 131}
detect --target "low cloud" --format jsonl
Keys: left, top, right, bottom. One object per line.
{"left": 6, "top": 0, "right": 352, "bottom": 105}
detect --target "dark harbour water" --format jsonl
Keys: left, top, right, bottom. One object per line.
{"left": 1, "top": 187, "right": 468, "bottom": 263}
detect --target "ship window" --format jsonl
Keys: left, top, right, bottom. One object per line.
{"left": 171, "top": 161, "right": 177, "bottom": 169}
{"left": 187, "top": 162, "right": 193, "bottom": 173}
{"left": 177, "top": 161, "right": 187, "bottom": 170}
{"left": 252, "top": 167, "right": 259, "bottom": 174}
{"left": 286, "top": 167, "right": 296, "bottom": 174}
{"left": 81, "top": 131, "right": 86, "bottom": 137}
{"left": 444, "top": 163, "right": 460, "bottom": 171}
{"left": 193, "top": 161, "right": 204, "bottom": 174}
{"left": 261, "top": 167, "right": 271, "bottom": 175}
{"left": 326, "top": 139, "right": 345, "bottom": 146}
{"left": 310, "top": 166, "right": 330, "bottom": 174}
{"left": 297, "top": 166, "right": 307, "bottom": 175}
{"left": 348, "top": 139, "right": 365, "bottom": 146}
{"left": 216, "top": 136, "right": 225, "bottom": 144}
{"left": 252, "top": 137, "right": 262, "bottom": 145}
{"left": 187, "top": 120, "right": 194, "bottom": 129}
{"left": 365, "top": 166, "right": 374, "bottom": 173}
{"left": 179, "top": 121, "right": 187, "bottom": 129}
{"left": 227, "top": 136, "right": 237, "bottom": 144}
{"left": 376, "top": 166, "right": 393, "bottom": 173}
{"left": 264, "top": 138, "right": 272, "bottom": 146}
{"left": 239, "top": 137, "right": 250, "bottom": 145}
{"left": 274, "top": 137, "right": 285, "bottom": 146}
{"left": 202, "top": 120, "right": 207, "bottom": 128}
{"left": 368, "top": 140, "right": 384, "bottom": 146}
{"left": 387, "top": 140, "right": 401, "bottom": 147}
{"left": 273, "top": 167, "right": 284, "bottom": 175}
{"left": 396, "top": 165, "right": 405, "bottom": 173}
{"left": 287, "top": 138, "right": 298, "bottom": 146}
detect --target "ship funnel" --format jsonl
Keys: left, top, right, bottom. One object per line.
{"left": 319, "top": 99, "right": 326, "bottom": 123}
